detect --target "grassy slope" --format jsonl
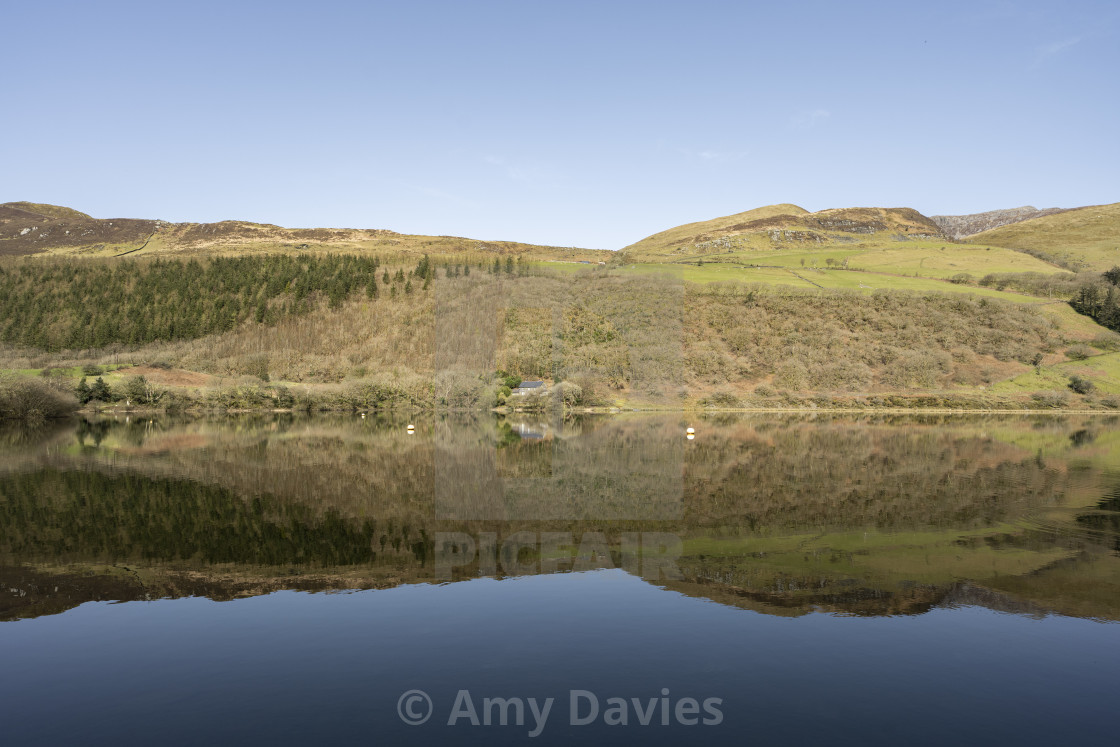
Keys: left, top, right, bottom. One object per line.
{"left": 618, "top": 260, "right": 1054, "bottom": 302}
{"left": 608, "top": 203, "right": 1120, "bottom": 402}
{"left": 620, "top": 203, "right": 808, "bottom": 255}
{"left": 992, "top": 352, "right": 1120, "bottom": 395}
{"left": 620, "top": 204, "right": 943, "bottom": 258}
{"left": 967, "top": 202, "right": 1120, "bottom": 270}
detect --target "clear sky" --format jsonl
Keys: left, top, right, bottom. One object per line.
{"left": 3, "top": 0, "right": 1117, "bottom": 249}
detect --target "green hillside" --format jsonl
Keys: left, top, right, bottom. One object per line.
{"left": 967, "top": 202, "right": 1120, "bottom": 270}
{"left": 620, "top": 203, "right": 808, "bottom": 256}
{"left": 620, "top": 204, "right": 942, "bottom": 259}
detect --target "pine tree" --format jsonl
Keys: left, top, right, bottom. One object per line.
{"left": 75, "top": 377, "right": 92, "bottom": 404}
{"left": 415, "top": 254, "right": 431, "bottom": 280}
{"left": 90, "top": 377, "right": 111, "bottom": 402}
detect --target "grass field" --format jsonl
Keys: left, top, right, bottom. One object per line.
{"left": 991, "top": 351, "right": 1120, "bottom": 395}
{"left": 617, "top": 261, "right": 1051, "bottom": 302}
{"left": 658, "top": 240, "right": 1066, "bottom": 275}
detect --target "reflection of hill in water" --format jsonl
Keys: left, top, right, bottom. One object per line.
{"left": 1, "top": 414, "right": 1118, "bottom": 622}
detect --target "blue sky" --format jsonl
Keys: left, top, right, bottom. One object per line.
{"left": 2, "top": 1, "right": 1117, "bottom": 249}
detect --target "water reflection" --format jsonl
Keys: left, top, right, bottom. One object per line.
{"left": 1, "top": 413, "right": 1118, "bottom": 623}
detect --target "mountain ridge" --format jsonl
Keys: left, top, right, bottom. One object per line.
{"left": 0, "top": 201, "right": 608, "bottom": 261}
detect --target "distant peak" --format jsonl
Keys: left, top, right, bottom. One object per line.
{"left": 930, "top": 206, "right": 1066, "bottom": 239}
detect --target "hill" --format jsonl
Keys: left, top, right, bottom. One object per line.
{"left": 930, "top": 206, "right": 1066, "bottom": 239}
{"left": 0, "top": 202, "right": 158, "bottom": 256}
{"left": 966, "top": 202, "right": 1120, "bottom": 270}
{"left": 620, "top": 204, "right": 943, "bottom": 260}
{"left": 0, "top": 202, "right": 610, "bottom": 262}
{"left": 615, "top": 202, "right": 1073, "bottom": 300}
{"left": 619, "top": 203, "right": 808, "bottom": 256}
{"left": 3, "top": 198, "right": 1120, "bottom": 411}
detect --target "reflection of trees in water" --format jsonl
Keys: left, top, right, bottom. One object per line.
{"left": 685, "top": 424, "right": 1069, "bottom": 530}
{"left": 2, "top": 413, "right": 1119, "bottom": 621}
{"left": 0, "top": 470, "right": 427, "bottom": 567}
{"left": 1077, "top": 490, "right": 1120, "bottom": 553}
{"left": 0, "top": 413, "right": 1106, "bottom": 532}
{"left": 0, "top": 419, "right": 75, "bottom": 451}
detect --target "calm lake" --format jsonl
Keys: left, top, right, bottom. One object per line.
{"left": 1, "top": 412, "right": 1118, "bottom": 745}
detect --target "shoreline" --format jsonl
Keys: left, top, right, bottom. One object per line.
{"left": 69, "top": 404, "right": 1117, "bottom": 417}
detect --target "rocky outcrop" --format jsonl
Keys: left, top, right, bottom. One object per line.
{"left": 931, "top": 206, "right": 1066, "bottom": 239}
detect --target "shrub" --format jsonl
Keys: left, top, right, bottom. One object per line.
{"left": 1065, "top": 345, "right": 1095, "bottom": 361}
{"left": 0, "top": 378, "right": 79, "bottom": 421}
{"left": 1091, "top": 333, "right": 1120, "bottom": 352}
{"left": 948, "top": 273, "right": 973, "bottom": 285}
{"left": 82, "top": 364, "right": 104, "bottom": 376}
{"left": 565, "top": 370, "right": 610, "bottom": 406}
{"left": 432, "top": 370, "right": 489, "bottom": 408}
{"left": 121, "top": 375, "right": 164, "bottom": 405}
{"left": 161, "top": 392, "right": 189, "bottom": 413}
{"left": 552, "top": 381, "right": 584, "bottom": 407}
{"left": 1068, "top": 375, "right": 1095, "bottom": 395}
{"left": 273, "top": 386, "right": 295, "bottom": 408}
{"left": 511, "top": 388, "right": 550, "bottom": 411}
{"left": 243, "top": 355, "right": 270, "bottom": 382}
{"left": 700, "top": 389, "right": 743, "bottom": 408}
{"left": 1031, "top": 391, "right": 1071, "bottom": 408}
{"left": 772, "top": 362, "right": 809, "bottom": 390}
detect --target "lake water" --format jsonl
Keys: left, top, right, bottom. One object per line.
{"left": 1, "top": 413, "right": 1118, "bottom": 745}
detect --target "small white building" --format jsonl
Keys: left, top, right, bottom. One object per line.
{"left": 510, "top": 380, "right": 546, "bottom": 396}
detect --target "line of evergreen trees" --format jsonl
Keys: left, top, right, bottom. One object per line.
{"left": 0, "top": 254, "right": 442, "bottom": 351}
{"left": 0, "top": 252, "right": 540, "bottom": 352}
